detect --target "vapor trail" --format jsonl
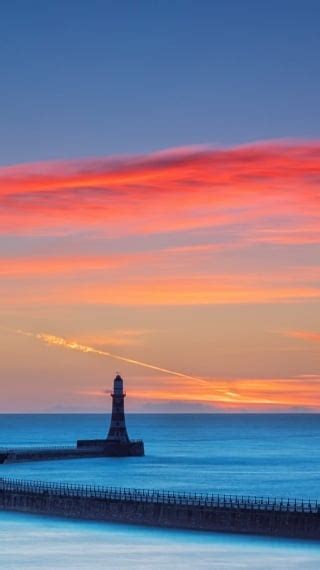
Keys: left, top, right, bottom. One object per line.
{"left": 6, "top": 328, "right": 281, "bottom": 406}
{"left": 13, "top": 329, "right": 208, "bottom": 384}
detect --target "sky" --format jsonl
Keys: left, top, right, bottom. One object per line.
{"left": 0, "top": 1, "right": 319, "bottom": 412}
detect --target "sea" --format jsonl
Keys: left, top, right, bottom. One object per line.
{"left": 0, "top": 413, "right": 319, "bottom": 569}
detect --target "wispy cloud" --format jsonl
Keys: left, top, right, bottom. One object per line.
{"left": 1, "top": 141, "right": 319, "bottom": 238}
{"left": 76, "top": 329, "right": 152, "bottom": 348}
{"left": 1, "top": 271, "right": 319, "bottom": 306}
{"left": 0, "top": 140, "right": 319, "bottom": 306}
{"left": 282, "top": 330, "right": 320, "bottom": 343}
{"left": 76, "top": 374, "right": 320, "bottom": 411}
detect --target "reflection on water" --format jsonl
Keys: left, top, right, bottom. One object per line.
{"left": 0, "top": 511, "right": 319, "bottom": 570}
{"left": 0, "top": 414, "right": 319, "bottom": 568}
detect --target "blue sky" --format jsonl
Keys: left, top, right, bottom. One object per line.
{"left": 0, "top": 0, "right": 319, "bottom": 165}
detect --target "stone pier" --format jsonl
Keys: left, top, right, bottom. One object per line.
{"left": 0, "top": 478, "right": 319, "bottom": 540}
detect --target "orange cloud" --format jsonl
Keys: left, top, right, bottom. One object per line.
{"left": 76, "top": 329, "right": 151, "bottom": 348}
{"left": 147, "top": 375, "right": 320, "bottom": 410}
{"left": 77, "top": 375, "right": 320, "bottom": 411}
{"left": 0, "top": 255, "right": 126, "bottom": 276}
{"left": 1, "top": 271, "right": 319, "bottom": 306}
{"left": 283, "top": 330, "right": 320, "bottom": 343}
{"left": 0, "top": 243, "right": 231, "bottom": 278}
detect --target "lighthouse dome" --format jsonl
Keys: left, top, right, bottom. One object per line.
{"left": 113, "top": 374, "right": 124, "bottom": 395}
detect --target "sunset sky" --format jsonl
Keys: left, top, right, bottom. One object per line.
{"left": 1, "top": 1, "right": 319, "bottom": 412}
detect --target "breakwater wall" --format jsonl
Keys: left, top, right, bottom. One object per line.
{"left": 0, "top": 446, "right": 108, "bottom": 464}
{"left": 0, "top": 440, "right": 144, "bottom": 464}
{"left": 0, "top": 478, "right": 319, "bottom": 540}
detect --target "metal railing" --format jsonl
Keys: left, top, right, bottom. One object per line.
{"left": 0, "top": 477, "right": 318, "bottom": 514}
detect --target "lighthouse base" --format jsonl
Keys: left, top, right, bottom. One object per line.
{"left": 76, "top": 439, "right": 145, "bottom": 457}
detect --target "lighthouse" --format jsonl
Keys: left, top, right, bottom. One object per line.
{"left": 106, "top": 374, "right": 129, "bottom": 443}
{"left": 77, "top": 374, "right": 144, "bottom": 456}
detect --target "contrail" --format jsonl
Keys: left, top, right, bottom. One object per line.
{"left": 4, "top": 328, "right": 280, "bottom": 406}
{"left": 12, "top": 329, "right": 208, "bottom": 384}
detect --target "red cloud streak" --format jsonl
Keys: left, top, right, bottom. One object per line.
{"left": 0, "top": 141, "right": 319, "bottom": 237}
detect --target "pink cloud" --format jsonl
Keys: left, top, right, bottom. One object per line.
{"left": 0, "top": 141, "right": 319, "bottom": 238}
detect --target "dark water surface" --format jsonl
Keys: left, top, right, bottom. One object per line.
{"left": 0, "top": 414, "right": 319, "bottom": 568}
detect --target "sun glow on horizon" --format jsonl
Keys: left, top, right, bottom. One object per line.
{"left": 5, "top": 328, "right": 319, "bottom": 412}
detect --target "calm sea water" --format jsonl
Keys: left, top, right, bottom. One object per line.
{"left": 0, "top": 413, "right": 319, "bottom": 569}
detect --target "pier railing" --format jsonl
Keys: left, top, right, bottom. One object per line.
{"left": 0, "top": 477, "right": 318, "bottom": 514}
